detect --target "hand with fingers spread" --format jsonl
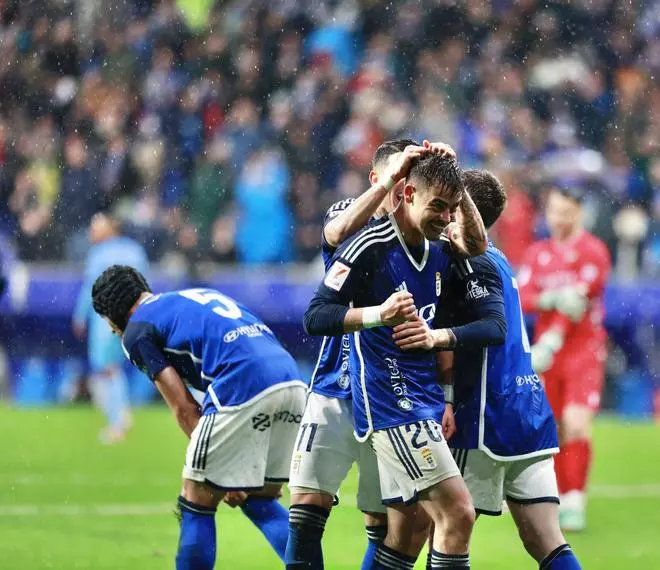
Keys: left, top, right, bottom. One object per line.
{"left": 422, "top": 139, "right": 456, "bottom": 159}
{"left": 380, "top": 144, "right": 430, "bottom": 190}
{"left": 392, "top": 317, "right": 456, "bottom": 351}
{"left": 379, "top": 291, "right": 417, "bottom": 327}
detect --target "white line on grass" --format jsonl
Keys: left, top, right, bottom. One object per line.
{"left": 1, "top": 484, "right": 660, "bottom": 517}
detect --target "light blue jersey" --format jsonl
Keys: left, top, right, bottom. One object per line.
{"left": 74, "top": 237, "right": 149, "bottom": 372}
{"left": 121, "top": 289, "right": 303, "bottom": 415}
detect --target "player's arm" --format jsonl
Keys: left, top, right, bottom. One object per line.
{"left": 123, "top": 324, "right": 201, "bottom": 437}
{"left": 393, "top": 259, "right": 506, "bottom": 350}
{"left": 304, "top": 249, "right": 416, "bottom": 336}
{"left": 153, "top": 367, "right": 201, "bottom": 438}
{"left": 323, "top": 144, "right": 430, "bottom": 247}
{"left": 445, "top": 190, "right": 488, "bottom": 258}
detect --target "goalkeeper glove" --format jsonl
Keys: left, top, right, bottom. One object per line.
{"left": 537, "top": 284, "right": 587, "bottom": 322}
{"left": 531, "top": 329, "right": 564, "bottom": 373}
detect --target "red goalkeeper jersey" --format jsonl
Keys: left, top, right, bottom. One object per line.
{"left": 517, "top": 230, "right": 611, "bottom": 348}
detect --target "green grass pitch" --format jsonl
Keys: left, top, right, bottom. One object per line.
{"left": 1, "top": 405, "right": 659, "bottom": 568}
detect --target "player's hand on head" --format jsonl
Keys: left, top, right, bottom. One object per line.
{"left": 222, "top": 490, "right": 248, "bottom": 508}
{"left": 391, "top": 315, "right": 436, "bottom": 350}
{"left": 383, "top": 145, "right": 429, "bottom": 186}
{"left": 379, "top": 291, "right": 417, "bottom": 326}
{"left": 422, "top": 139, "right": 456, "bottom": 159}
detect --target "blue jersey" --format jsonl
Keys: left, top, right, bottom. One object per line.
{"left": 436, "top": 245, "right": 559, "bottom": 459}
{"left": 121, "top": 288, "right": 303, "bottom": 414}
{"left": 73, "top": 236, "right": 149, "bottom": 372}
{"left": 309, "top": 199, "right": 356, "bottom": 399}
{"left": 311, "top": 215, "right": 452, "bottom": 440}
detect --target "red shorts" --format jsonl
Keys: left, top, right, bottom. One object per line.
{"left": 542, "top": 341, "right": 607, "bottom": 418}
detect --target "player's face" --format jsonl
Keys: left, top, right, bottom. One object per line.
{"left": 409, "top": 183, "right": 462, "bottom": 239}
{"left": 546, "top": 190, "right": 582, "bottom": 241}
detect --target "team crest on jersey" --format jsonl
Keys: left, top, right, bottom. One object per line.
{"left": 325, "top": 261, "right": 351, "bottom": 291}
{"left": 435, "top": 272, "right": 442, "bottom": 297}
{"left": 420, "top": 447, "right": 437, "bottom": 469}
{"left": 397, "top": 397, "right": 413, "bottom": 411}
{"left": 337, "top": 374, "right": 350, "bottom": 389}
{"left": 466, "top": 279, "right": 489, "bottom": 300}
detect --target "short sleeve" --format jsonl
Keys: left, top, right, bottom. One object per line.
{"left": 122, "top": 322, "right": 169, "bottom": 381}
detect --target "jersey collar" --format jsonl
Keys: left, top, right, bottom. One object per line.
{"left": 388, "top": 213, "right": 429, "bottom": 272}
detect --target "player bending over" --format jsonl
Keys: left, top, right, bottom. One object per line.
{"left": 91, "top": 265, "right": 306, "bottom": 570}
{"left": 305, "top": 154, "right": 486, "bottom": 570}
{"left": 518, "top": 185, "right": 611, "bottom": 531}
{"left": 393, "top": 170, "right": 582, "bottom": 570}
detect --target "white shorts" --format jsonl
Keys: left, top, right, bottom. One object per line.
{"left": 371, "top": 419, "right": 460, "bottom": 505}
{"left": 289, "top": 392, "right": 385, "bottom": 513}
{"left": 452, "top": 448, "right": 559, "bottom": 515}
{"left": 183, "top": 383, "right": 306, "bottom": 491}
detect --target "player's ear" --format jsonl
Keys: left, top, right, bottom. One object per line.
{"left": 403, "top": 183, "right": 416, "bottom": 204}
{"left": 369, "top": 170, "right": 378, "bottom": 186}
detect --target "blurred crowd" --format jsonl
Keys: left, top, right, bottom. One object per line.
{"left": 0, "top": 0, "right": 658, "bottom": 274}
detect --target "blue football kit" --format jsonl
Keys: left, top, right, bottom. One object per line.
{"left": 435, "top": 245, "right": 559, "bottom": 460}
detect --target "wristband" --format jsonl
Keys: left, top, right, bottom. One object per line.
{"left": 362, "top": 306, "right": 383, "bottom": 329}
{"left": 380, "top": 176, "right": 396, "bottom": 191}
{"left": 442, "top": 384, "right": 454, "bottom": 404}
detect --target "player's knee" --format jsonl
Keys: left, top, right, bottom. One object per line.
{"left": 561, "top": 408, "right": 592, "bottom": 442}
{"left": 516, "top": 522, "right": 545, "bottom": 561}
{"left": 409, "top": 511, "right": 432, "bottom": 554}
{"left": 181, "top": 479, "right": 221, "bottom": 509}
{"left": 362, "top": 511, "right": 387, "bottom": 528}
{"left": 444, "top": 498, "right": 476, "bottom": 539}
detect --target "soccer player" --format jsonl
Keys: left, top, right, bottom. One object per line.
{"left": 91, "top": 265, "right": 306, "bottom": 570}
{"left": 517, "top": 186, "right": 611, "bottom": 531}
{"left": 73, "top": 213, "right": 148, "bottom": 443}
{"left": 304, "top": 154, "right": 485, "bottom": 570}
{"left": 393, "top": 170, "right": 582, "bottom": 569}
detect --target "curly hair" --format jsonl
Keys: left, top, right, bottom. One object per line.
{"left": 91, "top": 265, "right": 151, "bottom": 331}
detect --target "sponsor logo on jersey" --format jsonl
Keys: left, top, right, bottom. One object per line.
{"left": 325, "top": 261, "right": 351, "bottom": 291}
{"left": 385, "top": 357, "right": 411, "bottom": 403}
{"left": 515, "top": 373, "right": 542, "bottom": 391}
{"left": 417, "top": 302, "right": 436, "bottom": 324}
{"left": 252, "top": 412, "right": 272, "bottom": 431}
{"left": 466, "top": 279, "right": 489, "bottom": 300}
{"left": 223, "top": 323, "right": 272, "bottom": 343}
{"left": 435, "top": 272, "right": 442, "bottom": 297}
{"left": 397, "top": 397, "right": 413, "bottom": 411}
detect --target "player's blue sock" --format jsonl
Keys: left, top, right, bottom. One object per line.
{"left": 370, "top": 543, "right": 416, "bottom": 569}
{"left": 106, "top": 367, "right": 129, "bottom": 429}
{"left": 240, "top": 496, "right": 289, "bottom": 561}
{"left": 176, "top": 496, "right": 216, "bottom": 570}
{"left": 429, "top": 550, "right": 470, "bottom": 569}
{"left": 360, "top": 525, "right": 387, "bottom": 570}
{"left": 285, "top": 504, "right": 329, "bottom": 569}
{"left": 540, "top": 544, "right": 582, "bottom": 569}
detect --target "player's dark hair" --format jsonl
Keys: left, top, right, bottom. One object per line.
{"left": 372, "top": 138, "right": 419, "bottom": 169}
{"left": 91, "top": 265, "right": 151, "bottom": 332}
{"left": 551, "top": 183, "right": 585, "bottom": 205}
{"left": 408, "top": 154, "right": 463, "bottom": 198}
{"left": 463, "top": 169, "right": 507, "bottom": 229}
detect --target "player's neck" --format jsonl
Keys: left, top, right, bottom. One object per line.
{"left": 552, "top": 227, "right": 583, "bottom": 245}
{"left": 392, "top": 208, "right": 424, "bottom": 245}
